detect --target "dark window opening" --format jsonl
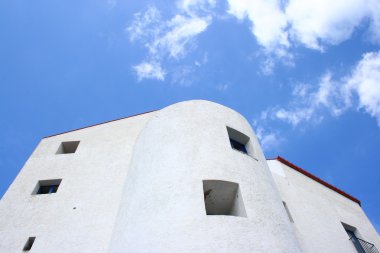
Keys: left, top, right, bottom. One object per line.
{"left": 230, "top": 138, "right": 248, "bottom": 154}
{"left": 226, "top": 126, "right": 250, "bottom": 155}
{"left": 37, "top": 185, "right": 59, "bottom": 194}
{"left": 345, "top": 228, "right": 366, "bottom": 253}
{"left": 56, "top": 141, "right": 80, "bottom": 154}
{"left": 203, "top": 180, "right": 247, "bottom": 217}
{"left": 342, "top": 223, "right": 371, "bottom": 253}
{"left": 23, "top": 237, "right": 35, "bottom": 251}
{"left": 33, "top": 179, "right": 62, "bottom": 195}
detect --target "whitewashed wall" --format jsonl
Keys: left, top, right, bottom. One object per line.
{"left": 0, "top": 100, "right": 377, "bottom": 253}
{"left": 0, "top": 112, "right": 154, "bottom": 252}
{"left": 268, "top": 159, "right": 380, "bottom": 253}
{"left": 109, "top": 100, "right": 301, "bottom": 253}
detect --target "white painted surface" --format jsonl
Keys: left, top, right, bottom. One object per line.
{"left": 267, "top": 160, "right": 380, "bottom": 253}
{"left": 108, "top": 100, "right": 301, "bottom": 253}
{"left": 0, "top": 100, "right": 378, "bottom": 252}
{"left": 0, "top": 112, "right": 155, "bottom": 253}
{"left": 268, "top": 159, "right": 286, "bottom": 177}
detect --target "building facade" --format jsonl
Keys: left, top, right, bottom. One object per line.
{"left": 0, "top": 100, "right": 378, "bottom": 253}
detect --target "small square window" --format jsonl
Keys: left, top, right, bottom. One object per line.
{"left": 23, "top": 237, "right": 35, "bottom": 251}
{"left": 203, "top": 180, "right": 247, "bottom": 217}
{"left": 56, "top": 141, "right": 80, "bottom": 154}
{"left": 33, "top": 179, "right": 62, "bottom": 195}
{"left": 226, "top": 126, "right": 250, "bottom": 155}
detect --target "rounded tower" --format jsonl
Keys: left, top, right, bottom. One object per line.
{"left": 109, "top": 100, "right": 301, "bottom": 252}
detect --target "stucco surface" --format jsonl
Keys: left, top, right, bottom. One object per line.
{"left": 0, "top": 100, "right": 378, "bottom": 253}
{"left": 0, "top": 112, "right": 154, "bottom": 252}
{"left": 109, "top": 100, "right": 301, "bottom": 253}
{"left": 268, "top": 160, "right": 380, "bottom": 253}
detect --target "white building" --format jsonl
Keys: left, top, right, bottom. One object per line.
{"left": 0, "top": 100, "right": 378, "bottom": 253}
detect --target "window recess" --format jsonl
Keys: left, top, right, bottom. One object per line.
{"left": 56, "top": 141, "right": 80, "bottom": 154}
{"left": 226, "top": 126, "right": 250, "bottom": 155}
{"left": 33, "top": 179, "right": 62, "bottom": 195}
{"left": 203, "top": 180, "right": 247, "bottom": 217}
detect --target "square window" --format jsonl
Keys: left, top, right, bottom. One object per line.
{"left": 33, "top": 179, "right": 62, "bottom": 195}
{"left": 226, "top": 127, "right": 250, "bottom": 155}
{"left": 23, "top": 237, "right": 35, "bottom": 251}
{"left": 203, "top": 180, "right": 247, "bottom": 217}
{"left": 56, "top": 141, "right": 80, "bottom": 154}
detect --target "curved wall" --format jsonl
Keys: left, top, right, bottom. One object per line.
{"left": 109, "top": 100, "right": 301, "bottom": 252}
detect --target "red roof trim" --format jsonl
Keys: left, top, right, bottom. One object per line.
{"left": 273, "top": 156, "right": 361, "bottom": 206}
{"left": 43, "top": 110, "right": 157, "bottom": 139}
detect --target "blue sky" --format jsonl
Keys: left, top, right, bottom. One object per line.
{"left": 1, "top": 0, "right": 379, "bottom": 233}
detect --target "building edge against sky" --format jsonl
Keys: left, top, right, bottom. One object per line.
{"left": 0, "top": 100, "right": 378, "bottom": 253}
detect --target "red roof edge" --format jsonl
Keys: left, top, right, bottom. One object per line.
{"left": 43, "top": 110, "right": 157, "bottom": 139}
{"left": 274, "top": 156, "right": 361, "bottom": 206}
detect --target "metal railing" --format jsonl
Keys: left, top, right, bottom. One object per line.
{"left": 349, "top": 236, "right": 379, "bottom": 253}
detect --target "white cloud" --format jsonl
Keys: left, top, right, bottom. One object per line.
{"left": 129, "top": 6, "right": 210, "bottom": 60}
{"left": 286, "top": 0, "right": 368, "bottom": 50}
{"left": 265, "top": 74, "right": 347, "bottom": 126}
{"left": 260, "top": 58, "right": 275, "bottom": 75}
{"left": 154, "top": 14, "right": 210, "bottom": 59}
{"left": 227, "top": 0, "right": 379, "bottom": 53}
{"left": 368, "top": 0, "right": 380, "bottom": 43}
{"left": 227, "top": 0, "right": 289, "bottom": 51}
{"left": 255, "top": 126, "right": 281, "bottom": 151}
{"left": 129, "top": 1, "right": 380, "bottom": 81}
{"left": 345, "top": 51, "right": 380, "bottom": 125}
{"left": 274, "top": 107, "right": 316, "bottom": 126}
{"left": 177, "top": 0, "right": 216, "bottom": 15}
{"left": 262, "top": 50, "right": 380, "bottom": 127}
{"left": 127, "top": 1, "right": 213, "bottom": 81}
{"left": 127, "top": 6, "right": 162, "bottom": 43}
{"left": 133, "top": 61, "right": 166, "bottom": 81}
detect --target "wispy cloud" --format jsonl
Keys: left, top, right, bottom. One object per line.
{"left": 127, "top": 1, "right": 214, "bottom": 82}
{"left": 170, "top": 65, "right": 195, "bottom": 87}
{"left": 156, "top": 14, "right": 210, "bottom": 59}
{"left": 128, "top": 0, "right": 380, "bottom": 81}
{"left": 127, "top": 6, "right": 162, "bottom": 44}
{"left": 260, "top": 58, "right": 275, "bottom": 75}
{"left": 195, "top": 52, "right": 208, "bottom": 67}
{"left": 253, "top": 122, "right": 282, "bottom": 151}
{"left": 133, "top": 61, "right": 166, "bottom": 81}
{"left": 260, "top": 50, "right": 380, "bottom": 127}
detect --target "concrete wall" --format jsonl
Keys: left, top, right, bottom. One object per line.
{"left": 268, "top": 159, "right": 380, "bottom": 253}
{"left": 0, "top": 112, "right": 154, "bottom": 253}
{"left": 108, "top": 100, "right": 301, "bottom": 253}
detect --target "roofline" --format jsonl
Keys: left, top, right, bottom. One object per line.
{"left": 268, "top": 156, "right": 361, "bottom": 206}
{"left": 43, "top": 110, "right": 158, "bottom": 139}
